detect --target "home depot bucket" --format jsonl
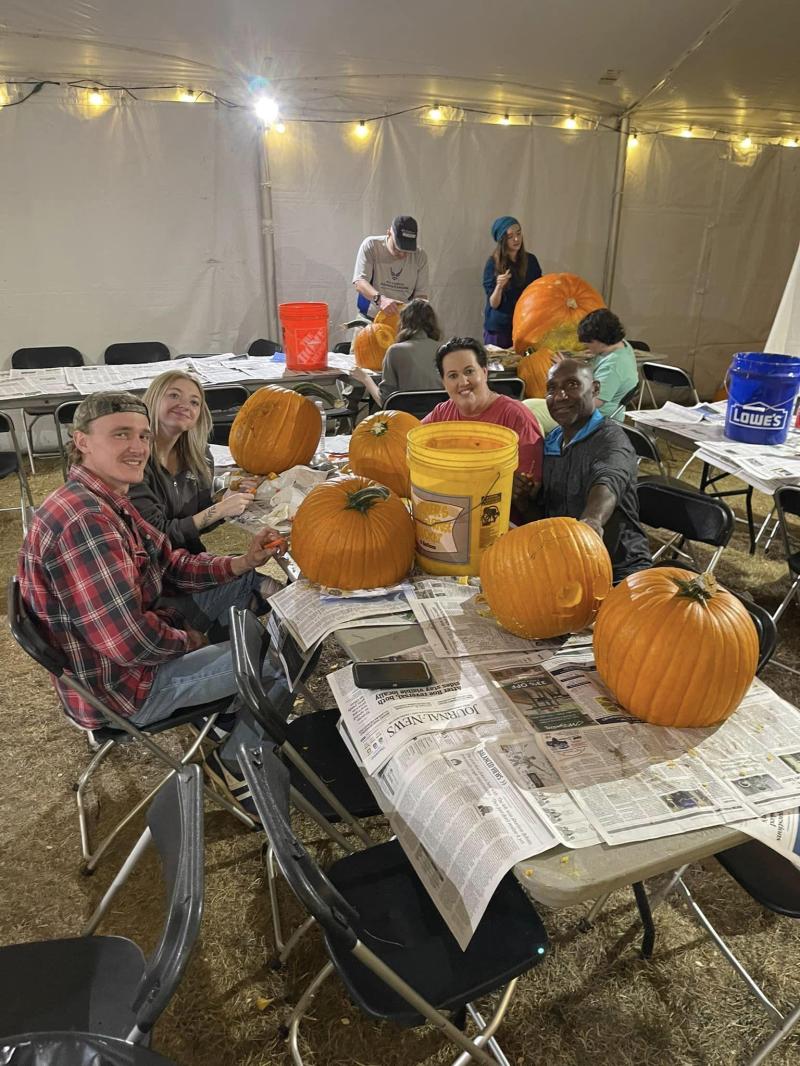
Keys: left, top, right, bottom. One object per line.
{"left": 279, "top": 302, "right": 329, "bottom": 371}
{"left": 724, "top": 352, "right": 800, "bottom": 445}
{"left": 407, "top": 422, "right": 518, "bottom": 577}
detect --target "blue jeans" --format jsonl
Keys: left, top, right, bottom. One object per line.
{"left": 131, "top": 575, "right": 289, "bottom": 727}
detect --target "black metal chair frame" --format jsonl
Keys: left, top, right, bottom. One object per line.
{"left": 248, "top": 338, "right": 281, "bottom": 358}
{"left": 203, "top": 384, "right": 251, "bottom": 445}
{"left": 609, "top": 382, "right": 641, "bottom": 422}
{"left": 0, "top": 766, "right": 203, "bottom": 1045}
{"left": 637, "top": 479, "right": 735, "bottom": 572}
{"left": 638, "top": 360, "right": 700, "bottom": 410}
{"left": 7, "top": 577, "right": 254, "bottom": 872}
{"left": 103, "top": 342, "right": 170, "bottom": 365}
{"left": 238, "top": 740, "right": 549, "bottom": 1066}
{"left": 383, "top": 389, "right": 448, "bottom": 418}
{"left": 54, "top": 400, "right": 81, "bottom": 481}
{"left": 0, "top": 413, "right": 36, "bottom": 530}
{"left": 772, "top": 485, "right": 800, "bottom": 624}
{"left": 621, "top": 423, "right": 668, "bottom": 478}
{"left": 11, "top": 346, "right": 84, "bottom": 474}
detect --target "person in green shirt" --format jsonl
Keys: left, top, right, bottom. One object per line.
{"left": 576, "top": 308, "right": 639, "bottom": 421}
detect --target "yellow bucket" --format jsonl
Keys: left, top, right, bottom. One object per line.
{"left": 407, "top": 422, "right": 519, "bottom": 576}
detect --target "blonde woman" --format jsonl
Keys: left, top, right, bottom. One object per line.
{"left": 129, "top": 370, "right": 254, "bottom": 554}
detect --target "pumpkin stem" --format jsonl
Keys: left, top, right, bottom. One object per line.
{"left": 672, "top": 572, "right": 718, "bottom": 605}
{"left": 369, "top": 421, "right": 390, "bottom": 437}
{"left": 345, "top": 485, "right": 391, "bottom": 512}
{"left": 566, "top": 297, "right": 578, "bottom": 309}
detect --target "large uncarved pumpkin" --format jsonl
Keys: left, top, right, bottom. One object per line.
{"left": 290, "top": 476, "right": 415, "bottom": 589}
{"left": 480, "top": 517, "right": 613, "bottom": 638}
{"left": 228, "top": 385, "right": 321, "bottom": 475}
{"left": 512, "top": 273, "right": 605, "bottom": 354}
{"left": 516, "top": 348, "right": 555, "bottom": 398}
{"left": 353, "top": 308, "right": 400, "bottom": 371}
{"left": 349, "top": 410, "right": 420, "bottom": 497}
{"left": 593, "top": 568, "right": 758, "bottom": 728}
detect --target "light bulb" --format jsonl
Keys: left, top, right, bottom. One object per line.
{"left": 254, "top": 96, "right": 279, "bottom": 123}
{"left": 273, "top": 120, "right": 286, "bottom": 134}
{"left": 681, "top": 126, "right": 693, "bottom": 138}
{"left": 787, "top": 137, "right": 799, "bottom": 148}
{"left": 429, "top": 103, "right": 442, "bottom": 121}
{"left": 180, "top": 89, "right": 196, "bottom": 103}
{"left": 628, "top": 132, "right": 639, "bottom": 148}
{"left": 88, "top": 88, "right": 104, "bottom": 106}
{"left": 740, "top": 133, "right": 752, "bottom": 149}
{"left": 355, "top": 120, "right": 369, "bottom": 139}
{"left": 500, "top": 113, "right": 510, "bottom": 126}
{"left": 565, "top": 114, "right": 578, "bottom": 129}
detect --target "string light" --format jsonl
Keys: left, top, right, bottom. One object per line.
{"left": 428, "top": 103, "right": 442, "bottom": 121}
{"left": 680, "top": 126, "right": 693, "bottom": 138}
{"left": 87, "top": 88, "right": 104, "bottom": 106}
{"left": 787, "top": 136, "right": 799, "bottom": 148}
{"left": 500, "top": 113, "right": 510, "bottom": 126}
{"left": 355, "top": 119, "right": 369, "bottom": 139}
{"left": 740, "top": 133, "right": 753, "bottom": 149}
{"left": 628, "top": 131, "right": 639, "bottom": 148}
{"left": 180, "top": 89, "right": 196, "bottom": 103}
{"left": 273, "top": 120, "right": 286, "bottom": 134}
{"left": 254, "top": 96, "right": 279, "bottom": 123}
{"left": 565, "top": 113, "right": 578, "bottom": 129}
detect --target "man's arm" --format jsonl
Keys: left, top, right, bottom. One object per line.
{"left": 580, "top": 484, "right": 618, "bottom": 537}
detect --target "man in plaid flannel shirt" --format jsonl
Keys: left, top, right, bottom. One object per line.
{"left": 18, "top": 391, "right": 287, "bottom": 731}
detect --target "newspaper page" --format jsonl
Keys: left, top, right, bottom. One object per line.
{"left": 738, "top": 808, "right": 800, "bottom": 871}
{"left": 264, "top": 609, "right": 320, "bottom": 690}
{"left": 372, "top": 739, "right": 557, "bottom": 948}
{"left": 329, "top": 659, "right": 496, "bottom": 775}
{"left": 268, "top": 578, "right": 411, "bottom": 651}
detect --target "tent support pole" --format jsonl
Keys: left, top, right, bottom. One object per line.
{"left": 601, "top": 115, "right": 630, "bottom": 306}
{"left": 258, "top": 134, "right": 280, "bottom": 341}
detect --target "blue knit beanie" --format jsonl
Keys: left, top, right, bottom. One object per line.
{"left": 491, "top": 215, "right": 519, "bottom": 243}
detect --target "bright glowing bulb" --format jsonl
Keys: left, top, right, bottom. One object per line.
{"left": 500, "top": 113, "right": 511, "bottom": 126}
{"left": 355, "top": 120, "right": 369, "bottom": 139}
{"left": 180, "top": 89, "right": 196, "bottom": 103}
{"left": 88, "top": 88, "right": 104, "bottom": 106}
{"left": 787, "top": 136, "right": 799, "bottom": 148}
{"left": 680, "top": 126, "right": 693, "bottom": 138}
{"left": 429, "top": 103, "right": 442, "bottom": 121}
{"left": 565, "top": 114, "right": 578, "bottom": 129}
{"left": 628, "top": 132, "right": 639, "bottom": 148}
{"left": 0, "top": 84, "right": 9, "bottom": 108}
{"left": 740, "top": 133, "right": 752, "bottom": 149}
{"left": 273, "top": 121, "right": 286, "bottom": 134}
{"left": 254, "top": 96, "right": 279, "bottom": 123}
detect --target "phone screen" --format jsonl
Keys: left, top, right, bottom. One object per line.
{"left": 352, "top": 660, "right": 433, "bottom": 690}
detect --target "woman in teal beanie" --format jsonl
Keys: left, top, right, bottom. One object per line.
{"left": 483, "top": 216, "right": 542, "bottom": 349}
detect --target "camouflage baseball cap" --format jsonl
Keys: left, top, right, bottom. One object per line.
{"left": 72, "top": 391, "right": 150, "bottom": 431}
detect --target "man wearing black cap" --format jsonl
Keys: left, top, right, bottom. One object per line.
{"left": 353, "top": 215, "right": 429, "bottom": 318}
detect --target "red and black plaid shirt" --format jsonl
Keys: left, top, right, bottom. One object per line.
{"left": 18, "top": 465, "right": 236, "bottom": 728}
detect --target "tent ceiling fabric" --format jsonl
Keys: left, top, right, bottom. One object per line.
{"left": 2, "top": 0, "right": 799, "bottom": 133}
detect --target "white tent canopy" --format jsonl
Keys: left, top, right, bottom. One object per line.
{"left": 2, "top": 0, "right": 800, "bottom": 394}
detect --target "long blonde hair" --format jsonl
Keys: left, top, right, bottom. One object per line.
{"left": 142, "top": 370, "right": 212, "bottom": 485}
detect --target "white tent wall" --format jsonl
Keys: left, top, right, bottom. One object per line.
{"left": 766, "top": 240, "right": 800, "bottom": 357}
{"left": 0, "top": 92, "right": 268, "bottom": 367}
{"left": 613, "top": 135, "right": 800, "bottom": 395}
{"left": 268, "top": 116, "right": 618, "bottom": 345}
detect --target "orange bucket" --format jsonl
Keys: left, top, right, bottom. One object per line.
{"left": 279, "top": 302, "right": 329, "bottom": 371}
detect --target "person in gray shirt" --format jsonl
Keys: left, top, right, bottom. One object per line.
{"left": 352, "top": 215, "right": 429, "bottom": 319}
{"left": 514, "top": 359, "right": 651, "bottom": 582}
{"left": 350, "top": 299, "right": 443, "bottom": 406}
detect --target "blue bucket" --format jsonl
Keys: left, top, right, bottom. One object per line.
{"left": 724, "top": 352, "right": 800, "bottom": 445}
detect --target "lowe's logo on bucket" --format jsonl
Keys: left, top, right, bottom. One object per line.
{"left": 728, "top": 400, "right": 789, "bottom": 431}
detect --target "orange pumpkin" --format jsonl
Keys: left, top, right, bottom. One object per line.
{"left": 512, "top": 273, "right": 605, "bottom": 354}
{"left": 480, "top": 517, "right": 613, "bottom": 638}
{"left": 290, "top": 476, "right": 415, "bottom": 589}
{"left": 228, "top": 385, "right": 321, "bottom": 475}
{"left": 593, "top": 568, "right": 758, "bottom": 728}
{"left": 516, "top": 348, "right": 555, "bottom": 398}
{"left": 353, "top": 308, "right": 400, "bottom": 371}
{"left": 349, "top": 410, "right": 420, "bottom": 497}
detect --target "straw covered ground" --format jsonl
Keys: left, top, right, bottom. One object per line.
{"left": 0, "top": 453, "right": 798, "bottom": 1066}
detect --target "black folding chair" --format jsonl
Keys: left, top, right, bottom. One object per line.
{"left": 636, "top": 480, "right": 734, "bottom": 572}
{"left": 629, "top": 340, "right": 651, "bottom": 352}
{"left": 638, "top": 360, "right": 700, "bottom": 410}
{"left": 772, "top": 486, "right": 800, "bottom": 624}
{"left": 11, "top": 345, "right": 84, "bottom": 473}
{"left": 0, "top": 766, "right": 203, "bottom": 1045}
{"left": 204, "top": 384, "right": 250, "bottom": 446}
{"left": 0, "top": 1033, "right": 178, "bottom": 1065}
{"left": 238, "top": 740, "right": 549, "bottom": 1066}
{"left": 104, "top": 341, "right": 170, "bottom": 365}
{"left": 0, "top": 413, "right": 36, "bottom": 530}
{"left": 7, "top": 577, "right": 254, "bottom": 872}
{"left": 248, "top": 338, "right": 281, "bottom": 358}
{"left": 622, "top": 423, "right": 668, "bottom": 478}
{"left": 383, "top": 389, "right": 447, "bottom": 418}
{"left": 53, "top": 400, "right": 82, "bottom": 481}
{"left": 609, "top": 382, "right": 640, "bottom": 422}
{"left": 488, "top": 377, "right": 525, "bottom": 400}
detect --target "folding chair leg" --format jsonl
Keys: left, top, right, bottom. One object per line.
{"left": 451, "top": 982, "right": 518, "bottom": 1066}
{"left": 20, "top": 411, "right": 37, "bottom": 475}
{"left": 288, "top": 960, "right": 335, "bottom": 1066}
{"left": 75, "top": 739, "right": 117, "bottom": 863}
{"left": 266, "top": 843, "right": 287, "bottom": 955}
{"left": 772, "top": 576, "right": 800, "bottom": 625}
{"left": 747, "top": 1000, "right": 800, "bottom": 1066}
{"left": 675, "top": 877, "right": 783, "bottom": 1023}
{"left": 278, "top": 915, "right": 315, "bottom": 967}
{"left": 579, "top": 891, "right": 612, "bottom": 930}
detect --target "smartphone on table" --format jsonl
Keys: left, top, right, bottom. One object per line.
{"left": 352, "top": 660, "right": 433, "bottom": 690}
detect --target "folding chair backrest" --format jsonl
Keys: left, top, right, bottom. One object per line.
{"left": 622, "top": 424, "right": 662, "bottom": 465}
{"left": 383, "top": 389, "right": 447, "bottom": 418}
{"left": 641, "top": 361, "right": 694, "bottom": 390}
{"left": 237, "top": 741, "right": 361, "bottom": 950}
{"left": 203, "top": 385, "right": 250, "bottom": 415}
{"left": 229, "top": 606, "right": 290, "bottom": 744}
{"left": 248, "top": 339, "right": 281, "bottom": 358}
{"left": 637, "top": 482, "right": 734, "bottom": 548}
{"left": 104, "top": 342, "right": 170, "bottom": 365}
{"left": 490, "top": 377, "right": 525, "bottom": 400}
{"left": 132, "top": 766, "right": 204, "bottom": 1034}
{"left": 629, "top": 340, "right": 651, "bottom": 352}
{"left": 775, "top": 485, "right": 800, "bottom": 527}
{"left": 12, "top": 346, "right": 84, "bottom": 370}
{"left": 8, "top": 576, "right": 68, "bottom": 678}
